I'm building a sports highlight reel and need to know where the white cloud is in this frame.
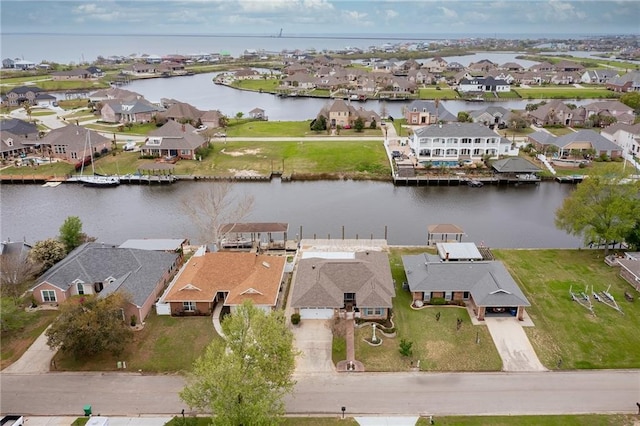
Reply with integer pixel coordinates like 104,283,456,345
439,7,459,20
342,10,373,26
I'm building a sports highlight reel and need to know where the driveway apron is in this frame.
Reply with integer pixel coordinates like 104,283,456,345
292,319,335,374
484,317,547,372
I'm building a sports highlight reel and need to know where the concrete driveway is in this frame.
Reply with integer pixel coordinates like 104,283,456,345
2,326,56,374
291,320,335,374
485,317,547,372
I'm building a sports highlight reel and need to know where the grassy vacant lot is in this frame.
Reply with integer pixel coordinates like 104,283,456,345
53,313,218,373
494,249,640,369
225,120,384,138
415,414,637,426
0,310,58,370
351,248,502,372
231,78,280,92
514,87,615,100
418,87,460,100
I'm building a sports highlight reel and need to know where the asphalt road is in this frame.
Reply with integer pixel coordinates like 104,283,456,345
2,370,638,417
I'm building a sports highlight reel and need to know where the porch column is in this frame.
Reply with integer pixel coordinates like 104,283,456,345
477,306,486,321
517,306,525,321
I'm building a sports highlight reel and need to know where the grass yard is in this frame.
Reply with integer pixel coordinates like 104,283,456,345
418,87,460,100
231,77,280,92
513,87,615,100
493,249,640,369
543,126,576,136
352,248,502,372
0,161,75,177
415,414,637,426
225,120,315,137
53,313,218,373
0,310,58,370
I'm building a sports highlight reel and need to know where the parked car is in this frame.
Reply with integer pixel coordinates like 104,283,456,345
123,141,136,151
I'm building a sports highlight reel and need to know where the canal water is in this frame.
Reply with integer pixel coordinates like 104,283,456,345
0,180,582,249
121,71,596,121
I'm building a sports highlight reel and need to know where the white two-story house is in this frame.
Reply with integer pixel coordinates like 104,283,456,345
410,123,502,165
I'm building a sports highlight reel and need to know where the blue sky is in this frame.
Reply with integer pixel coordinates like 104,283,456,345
2,0,639,36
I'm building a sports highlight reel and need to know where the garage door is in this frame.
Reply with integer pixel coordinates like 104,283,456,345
299,308,334,319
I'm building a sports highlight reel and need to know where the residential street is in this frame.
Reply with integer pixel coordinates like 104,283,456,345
1,370,638,417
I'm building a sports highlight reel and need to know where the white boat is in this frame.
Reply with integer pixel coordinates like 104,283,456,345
78,130,120,187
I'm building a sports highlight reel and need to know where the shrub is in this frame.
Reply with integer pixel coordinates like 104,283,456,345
399,339,413,357
130,315,137,327
291,313,301,325
430,297,446,305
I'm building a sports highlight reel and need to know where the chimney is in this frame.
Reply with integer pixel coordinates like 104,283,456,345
445,252,449,261
181,124,186,132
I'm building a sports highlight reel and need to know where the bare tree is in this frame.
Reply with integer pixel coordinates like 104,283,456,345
182,181,255,247
0,248,41,303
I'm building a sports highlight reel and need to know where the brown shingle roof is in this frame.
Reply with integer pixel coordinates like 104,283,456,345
163,252,285,307
291,251,395,309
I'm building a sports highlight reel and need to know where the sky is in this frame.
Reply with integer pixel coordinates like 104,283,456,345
1,0,639,37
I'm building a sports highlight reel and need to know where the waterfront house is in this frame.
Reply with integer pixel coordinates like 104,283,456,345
527,100,582,127
51,69,92,80
421,57,448,73
318,99,380,129
600,123,640,159
290,251,395,320
402,251,530,321
404,100,456,125
584,100,636,125
163,102,203,122
160,252,286,316
141,120,207,160
249,108,266,120
410,123,502,164
458,76,510,93
30,242,179,323
0,118,40,159
38,125,111,163
100,99,163,123
88,88,144,103
2,86,45,107
528,129,622,159
468,106,513,128
581,70,619,84
200,110,223,129
491,157,542,179
606,71,640,93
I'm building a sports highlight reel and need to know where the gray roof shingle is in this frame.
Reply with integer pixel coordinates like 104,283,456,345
402,254,530,307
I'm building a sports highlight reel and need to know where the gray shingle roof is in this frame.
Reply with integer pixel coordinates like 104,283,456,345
406,101,456,122
402,254,530,307
34,243,178,307
414,122,499,138
554,129,621,151
491,157,541,173
291,251,395,309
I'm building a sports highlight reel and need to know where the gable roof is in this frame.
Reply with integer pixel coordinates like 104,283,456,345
145,120,205,150
491,157,541,173
406,100,457,122
414,122,500,138
38,124,111,152
33,243,178,307
164,102,203,120
291,251,395,309
402,254,530,307
0,118,38,136
553,129,622,151
162,252,285,307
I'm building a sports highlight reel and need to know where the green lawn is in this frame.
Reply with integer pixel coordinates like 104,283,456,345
543,126,576,136
53,313,218,373
416,414,637,426
1,310,58,370
225,120,315,137
0,161,75,177
231,77,280,92
418,87,460,100
493,249,640,369
352,248,503,372
513,87,616,100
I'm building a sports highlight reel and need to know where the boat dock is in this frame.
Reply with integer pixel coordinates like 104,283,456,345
392,174,540,186
555,175,586,183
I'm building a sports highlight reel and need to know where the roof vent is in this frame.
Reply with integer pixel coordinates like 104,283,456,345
312,265,316,269
262,261,270,268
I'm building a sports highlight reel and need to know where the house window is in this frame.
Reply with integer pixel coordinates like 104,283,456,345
344,293,355,302
463,292,470,299
42,290,56,302
183,301,196,312
363,308,383,316
77,282,84,295
71,152,78,159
